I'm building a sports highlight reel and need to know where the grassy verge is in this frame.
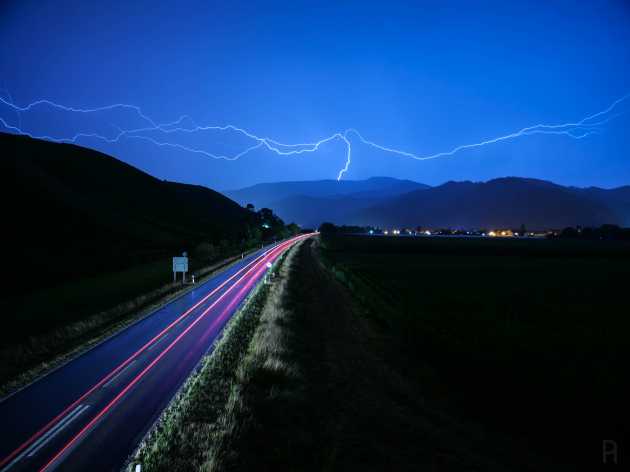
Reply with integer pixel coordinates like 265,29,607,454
128,244,296,471
206,238,542,472
0,248,261,398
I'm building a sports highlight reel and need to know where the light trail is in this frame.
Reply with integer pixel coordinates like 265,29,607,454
0,240,293,471
1,93,627,181
37,234,311,472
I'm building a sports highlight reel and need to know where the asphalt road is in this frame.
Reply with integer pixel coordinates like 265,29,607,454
0,234,311,472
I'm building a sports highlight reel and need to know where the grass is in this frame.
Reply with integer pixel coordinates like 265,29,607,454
206,238,541,472
0,248,260,397
129,246,294,472
124,234,629,470
205,241,307,471
5,258,173,345
320,234,630,470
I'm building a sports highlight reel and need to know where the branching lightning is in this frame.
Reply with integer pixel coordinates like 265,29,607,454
0,93,627,181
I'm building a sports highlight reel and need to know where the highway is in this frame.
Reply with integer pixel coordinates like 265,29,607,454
0,234,311,472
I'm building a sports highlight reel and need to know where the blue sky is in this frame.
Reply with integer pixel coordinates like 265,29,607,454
1,0,629,189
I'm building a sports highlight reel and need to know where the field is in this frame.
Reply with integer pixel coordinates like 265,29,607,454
320,234,630,469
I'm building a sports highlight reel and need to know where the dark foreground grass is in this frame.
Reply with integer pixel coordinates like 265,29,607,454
129,248,292,471
321,234,630,470
3,250,251,348
4,258,172,346
209,239,542,472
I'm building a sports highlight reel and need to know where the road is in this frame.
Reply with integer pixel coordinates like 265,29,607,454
0,234,311,472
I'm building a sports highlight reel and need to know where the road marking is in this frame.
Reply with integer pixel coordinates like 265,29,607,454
147,334,169,351
26,405,90,458
102,361,136,388
0,241,291,471
0,405,90,471
38,235,312,472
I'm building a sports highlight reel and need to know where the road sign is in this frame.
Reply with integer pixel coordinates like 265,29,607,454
172,257,188,273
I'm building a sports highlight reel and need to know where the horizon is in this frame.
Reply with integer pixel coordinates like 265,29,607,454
1,0,629,189
5,129,630,193
224,174,630,192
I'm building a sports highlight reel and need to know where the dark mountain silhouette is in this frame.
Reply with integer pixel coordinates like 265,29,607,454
573,185,630,225
227,176,630,229
224,176,430,226
3,132,259,294
356,177,629,229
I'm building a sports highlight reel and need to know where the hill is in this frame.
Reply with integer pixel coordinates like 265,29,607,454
357,177,629,229
226,176,630,229
3,132,260,297
224,176,430,226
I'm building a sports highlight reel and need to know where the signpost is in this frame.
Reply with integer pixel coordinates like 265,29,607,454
172,253,189,284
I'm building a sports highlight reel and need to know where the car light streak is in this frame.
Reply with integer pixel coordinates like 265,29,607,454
0,240,295,470
37,234,309,471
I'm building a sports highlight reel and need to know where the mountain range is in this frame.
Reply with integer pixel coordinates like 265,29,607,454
226,177,630,229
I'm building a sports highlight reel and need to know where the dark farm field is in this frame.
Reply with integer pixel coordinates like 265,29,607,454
320,234,630,469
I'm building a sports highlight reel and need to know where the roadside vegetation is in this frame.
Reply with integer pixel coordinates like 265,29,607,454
205,238,539,472
130,246,295,471
318,232,630,470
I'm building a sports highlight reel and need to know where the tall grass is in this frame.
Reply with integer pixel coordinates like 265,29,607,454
204,245,301,471
129,246,296,472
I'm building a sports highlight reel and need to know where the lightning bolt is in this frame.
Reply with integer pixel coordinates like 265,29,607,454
0,93,627,181
343,94,629,164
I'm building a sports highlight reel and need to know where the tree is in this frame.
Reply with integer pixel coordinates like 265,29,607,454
259,208,274,222
319,222,337,234
561,227,578,238
287,223,300,235
246,203,255,211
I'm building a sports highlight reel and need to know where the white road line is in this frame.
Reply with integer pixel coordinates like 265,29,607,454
147,333,169,351
26,405,90,458
0,240,304,472
35,236,309,472
102,360,137,388
0,404,90,471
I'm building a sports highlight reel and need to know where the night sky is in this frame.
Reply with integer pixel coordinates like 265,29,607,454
1,0,629,190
